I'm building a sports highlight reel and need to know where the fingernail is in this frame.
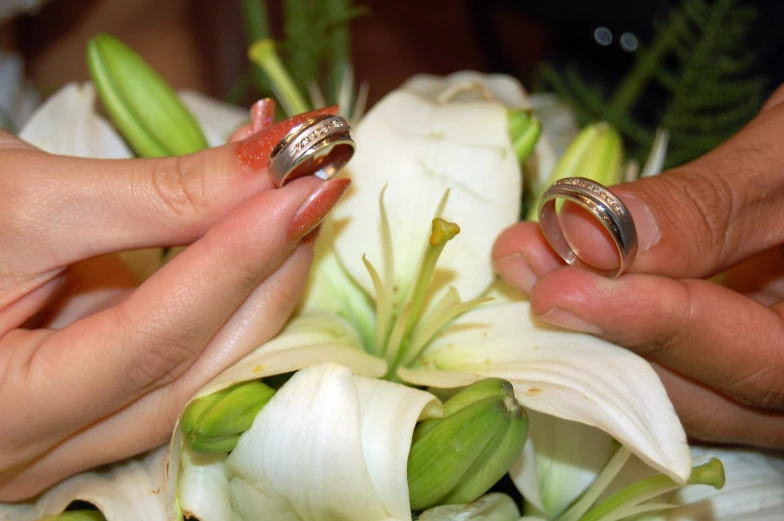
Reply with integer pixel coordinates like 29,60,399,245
623,194,661,253
235,106,338,172
289,178,350,242
251,98,276,133
493,253,538,295
537,307,604,335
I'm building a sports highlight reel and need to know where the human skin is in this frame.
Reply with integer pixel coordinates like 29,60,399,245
0,105,349,501
493,83,784,450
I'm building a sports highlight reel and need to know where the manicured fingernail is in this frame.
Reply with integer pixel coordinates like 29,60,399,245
251,98,276,133
493,253,537,295
537,307,603,335
623,194,661,253
289,178,350,242
235,106,338,172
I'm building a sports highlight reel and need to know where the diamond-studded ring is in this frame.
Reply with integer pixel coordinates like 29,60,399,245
268,114,355,188
537,177,638,278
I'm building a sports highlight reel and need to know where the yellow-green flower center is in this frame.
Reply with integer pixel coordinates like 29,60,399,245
361,191,491,380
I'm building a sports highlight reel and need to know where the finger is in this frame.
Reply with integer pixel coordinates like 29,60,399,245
653,363,784,449
228,123,253,143
6,106,337,273
494,102,784,286
0,241,315,500
762,81,784,111
528,267,784,410
0,176,349,474
227,98,276,143
492,221,563,294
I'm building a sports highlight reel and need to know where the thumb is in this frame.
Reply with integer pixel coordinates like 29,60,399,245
6,107,336,272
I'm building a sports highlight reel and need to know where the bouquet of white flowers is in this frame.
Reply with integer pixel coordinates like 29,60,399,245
1,25,782,521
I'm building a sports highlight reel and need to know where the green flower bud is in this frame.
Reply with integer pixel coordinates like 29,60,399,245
40,511,105,521
86,33,209,157
182,381,276,454
507,109,542,165
526,121,624,221
407,378,528,511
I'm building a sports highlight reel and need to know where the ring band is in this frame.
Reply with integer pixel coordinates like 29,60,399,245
268,114,355,187
538,177,638,278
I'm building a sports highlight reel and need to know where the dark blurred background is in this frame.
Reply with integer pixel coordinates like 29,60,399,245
7,0,783,165
11,0,784,102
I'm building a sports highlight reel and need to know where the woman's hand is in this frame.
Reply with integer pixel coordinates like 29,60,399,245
0,107,350,500
493,85,784,450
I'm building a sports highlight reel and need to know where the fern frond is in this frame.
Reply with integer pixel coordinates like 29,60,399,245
660,0,764,167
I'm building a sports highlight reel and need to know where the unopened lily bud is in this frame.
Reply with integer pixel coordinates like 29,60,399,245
40,511,106,521
182,381,276,454
407,378,528,511
507,109,542,165
86,33,208,157
526,121,623,221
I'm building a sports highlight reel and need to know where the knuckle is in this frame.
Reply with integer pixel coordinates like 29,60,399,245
721,321,784,410
681,405,749,445
757,382,784,410
730,367,784,410
148,155,210,221
265,277,304,316
669,169,737,265
632,280,694,359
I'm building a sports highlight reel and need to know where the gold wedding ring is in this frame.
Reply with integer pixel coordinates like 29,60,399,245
268,114,355,187
538,177,638,278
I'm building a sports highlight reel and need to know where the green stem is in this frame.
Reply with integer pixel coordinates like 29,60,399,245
248,40,310,116
557,446,629,521
241,0,272,96
241,0,271,41
579,458,724,521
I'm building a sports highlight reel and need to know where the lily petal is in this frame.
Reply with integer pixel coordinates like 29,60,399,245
398,301,691,483
417,493,521,521
333,88,521,304
402,72,559,186
166,312,386,516
19,82,132,159
0,447,168,521
178,90,249,147
402,71,531,108
178,450,231,521
225,363,440,521
509,411,618,520
192,311,386,398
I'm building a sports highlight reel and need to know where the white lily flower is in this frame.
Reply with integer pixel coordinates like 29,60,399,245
168,72,690,519
227,363,441,521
